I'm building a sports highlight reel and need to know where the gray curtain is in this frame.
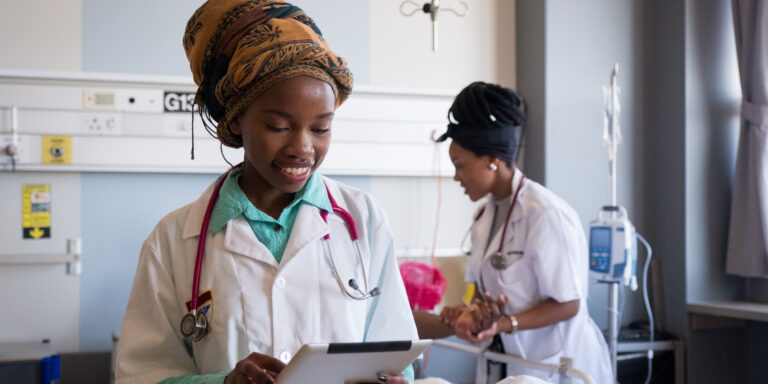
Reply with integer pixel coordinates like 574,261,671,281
726,0,768,277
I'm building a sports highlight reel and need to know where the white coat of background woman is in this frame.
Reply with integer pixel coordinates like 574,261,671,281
436,82,613,384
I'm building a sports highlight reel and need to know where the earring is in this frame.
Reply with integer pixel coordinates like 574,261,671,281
489,163,498,171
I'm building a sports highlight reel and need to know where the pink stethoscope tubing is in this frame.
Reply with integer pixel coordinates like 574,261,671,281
496,174,526,255
469,174,526,278
187,164,374,320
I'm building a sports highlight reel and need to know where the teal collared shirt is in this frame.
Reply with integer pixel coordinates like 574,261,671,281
208,168,332,263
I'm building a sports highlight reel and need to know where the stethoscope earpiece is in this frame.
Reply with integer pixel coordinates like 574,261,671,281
347,279,381,300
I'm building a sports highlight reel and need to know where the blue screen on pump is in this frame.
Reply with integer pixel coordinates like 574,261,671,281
590,226,612,273
591,227,611,249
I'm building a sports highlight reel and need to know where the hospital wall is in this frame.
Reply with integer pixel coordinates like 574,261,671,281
7,0,764,382
518,0,763,382
0,0,513,382
683,0,760,382
517,0,648,333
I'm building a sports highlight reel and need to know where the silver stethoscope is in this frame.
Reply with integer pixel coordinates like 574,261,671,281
460,175,526,273
180,164,381,342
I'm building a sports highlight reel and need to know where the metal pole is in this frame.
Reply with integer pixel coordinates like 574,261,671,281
432,339,595,384
430,0,439,51
610,84,617,207
608,282,619,381
609,64,619,208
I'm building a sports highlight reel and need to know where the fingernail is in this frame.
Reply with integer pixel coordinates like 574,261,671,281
378,374,387,382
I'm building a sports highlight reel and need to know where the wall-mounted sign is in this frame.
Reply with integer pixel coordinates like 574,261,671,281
164,91,196,113
22,184,51,239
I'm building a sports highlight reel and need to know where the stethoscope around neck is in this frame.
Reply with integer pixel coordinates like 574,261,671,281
180,164,380,342
460,174,526,274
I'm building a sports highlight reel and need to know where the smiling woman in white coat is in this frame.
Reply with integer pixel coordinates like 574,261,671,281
435,82,613,383
115,2,417,384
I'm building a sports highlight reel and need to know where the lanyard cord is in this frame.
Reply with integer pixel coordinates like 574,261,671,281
495,174,526,255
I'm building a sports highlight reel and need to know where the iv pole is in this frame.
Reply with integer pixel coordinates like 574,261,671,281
604,63,621,380
399,0,468,52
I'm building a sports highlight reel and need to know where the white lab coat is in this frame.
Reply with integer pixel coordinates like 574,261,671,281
116,176,418,384
465,169,613,384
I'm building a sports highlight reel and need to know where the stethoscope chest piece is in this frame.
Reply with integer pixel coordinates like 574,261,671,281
180,312,209,341
490,252,511,270
487,175,527,272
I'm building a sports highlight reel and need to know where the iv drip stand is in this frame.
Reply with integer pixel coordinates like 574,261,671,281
605,64,621,381
399,0,468,52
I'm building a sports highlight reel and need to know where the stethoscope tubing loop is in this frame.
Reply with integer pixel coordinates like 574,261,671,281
184,166,377,342
191,164,239,312
477,174,526,280
324,235,375,301
495,175,526,256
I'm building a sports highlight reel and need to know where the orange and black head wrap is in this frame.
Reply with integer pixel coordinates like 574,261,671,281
183,0,353,148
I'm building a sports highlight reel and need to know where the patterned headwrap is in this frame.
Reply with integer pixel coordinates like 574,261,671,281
183,0,354,148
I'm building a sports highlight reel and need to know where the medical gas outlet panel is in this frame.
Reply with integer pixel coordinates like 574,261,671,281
0,70,455,176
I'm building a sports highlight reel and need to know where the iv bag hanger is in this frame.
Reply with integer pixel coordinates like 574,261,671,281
399,0,468,52
603,64,621,207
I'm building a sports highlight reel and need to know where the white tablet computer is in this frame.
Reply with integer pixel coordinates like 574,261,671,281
277,339,432,384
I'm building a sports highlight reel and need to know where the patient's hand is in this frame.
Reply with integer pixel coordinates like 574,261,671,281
472,292,508,331
439,304,467,326
453,293,509,343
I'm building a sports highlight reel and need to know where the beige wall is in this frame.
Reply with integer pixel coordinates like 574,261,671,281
370,0,516,89
0,0,82,71
0,0,516,88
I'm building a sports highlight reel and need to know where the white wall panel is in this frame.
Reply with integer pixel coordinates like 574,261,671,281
370,0,515,89
0,172,81,352
0,71,455,176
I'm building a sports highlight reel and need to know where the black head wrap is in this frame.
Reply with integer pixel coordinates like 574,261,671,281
436,82,526,164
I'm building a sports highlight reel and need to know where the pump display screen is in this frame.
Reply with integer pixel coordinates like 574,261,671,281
589,226,612,273
591,227,611,248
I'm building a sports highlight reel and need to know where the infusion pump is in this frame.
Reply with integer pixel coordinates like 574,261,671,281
588,205,638,289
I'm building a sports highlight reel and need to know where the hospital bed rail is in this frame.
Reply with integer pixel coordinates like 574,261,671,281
432,339,594,384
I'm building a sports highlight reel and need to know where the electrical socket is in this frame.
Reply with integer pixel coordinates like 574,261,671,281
82,114,122,135
162,115,202,137
175,120,192,135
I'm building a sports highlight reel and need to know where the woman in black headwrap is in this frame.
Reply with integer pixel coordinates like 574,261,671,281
116,1,417,383
435,82,613,383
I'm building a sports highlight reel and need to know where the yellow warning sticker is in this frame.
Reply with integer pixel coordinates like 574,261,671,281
42,135,72,164
22,184,51,239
